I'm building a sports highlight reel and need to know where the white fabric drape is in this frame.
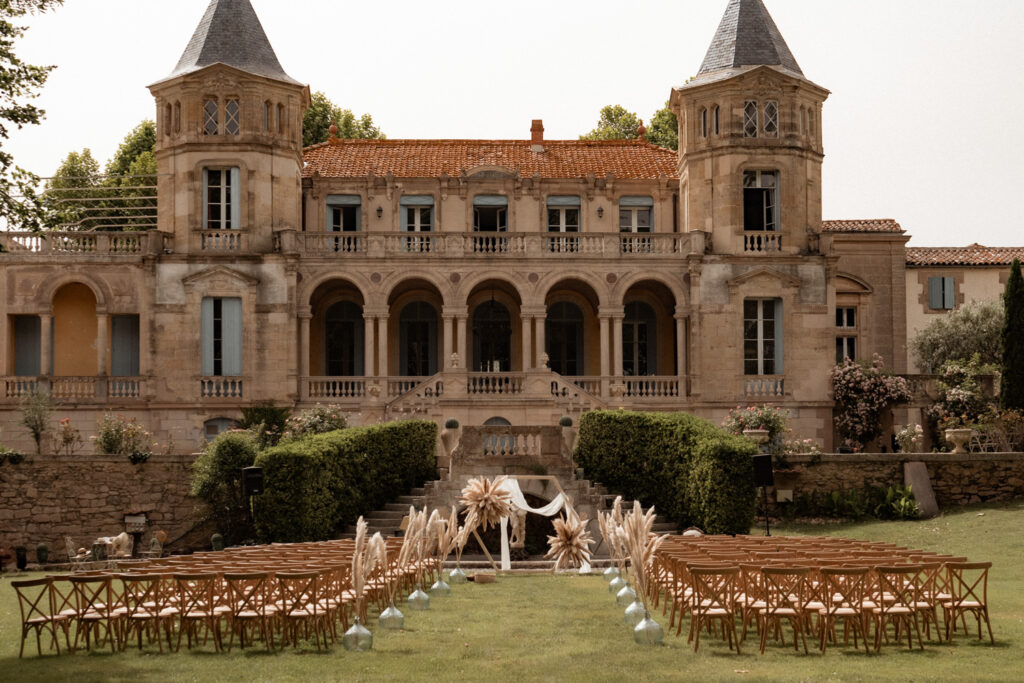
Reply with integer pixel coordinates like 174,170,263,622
495,479,589,573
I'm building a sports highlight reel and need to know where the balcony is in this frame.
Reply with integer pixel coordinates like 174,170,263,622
199,377,244,399
197,230,246,252
744,376,786,398
743,231,783,254
2,376,148,402
286,231,698,259
0,231,158,257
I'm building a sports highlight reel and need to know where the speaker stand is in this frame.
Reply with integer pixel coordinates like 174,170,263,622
762,485,771,537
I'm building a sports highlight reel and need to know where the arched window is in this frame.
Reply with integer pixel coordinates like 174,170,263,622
164,104,172,137
399,301,438,377
264,101,272,132
623,301,657,376
713,105,720,135
173,102,181,133
472,299,511,372
324,301,363,376
699,108,708,138
545,301,584,376
276,103,284,134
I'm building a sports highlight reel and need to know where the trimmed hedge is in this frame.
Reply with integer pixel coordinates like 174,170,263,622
254,420,437,542
574,410,757,534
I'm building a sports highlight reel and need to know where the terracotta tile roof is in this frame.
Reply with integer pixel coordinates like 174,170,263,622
821,219,903,234
302,139,679,180
906,244,1024,267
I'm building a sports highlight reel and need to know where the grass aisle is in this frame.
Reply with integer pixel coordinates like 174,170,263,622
1,501,1020,682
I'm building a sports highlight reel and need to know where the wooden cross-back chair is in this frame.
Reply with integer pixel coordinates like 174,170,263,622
223,572,277,651
118,573,177,652
817,566,871,653
872,565,925,652
688,566,741,654
277,571,331,650
759,566,810,654
68,574,119,653
174,573,223,652
943,561,994,644
12,577,67,658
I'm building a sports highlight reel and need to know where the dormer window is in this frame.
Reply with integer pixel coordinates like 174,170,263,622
225,99,240,136
743,101,758,138
203,99,219,136
763,101,779,138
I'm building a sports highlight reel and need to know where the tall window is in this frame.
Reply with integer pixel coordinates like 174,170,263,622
225,99,240,135
399,302,438,377
546,301,584,376
173,102,181,133
276,103,284,134
12,315,41,376
164,104,172,137
713,105,720,135
203,99,219,136
472,300,511,372
835,306,857,363
744,101,759,138
744,299,781,376
619,197,653,233
547,198,580,233
263,101,272,132
928,277,956,310
743,171,779,231
111,315,140,377
324,301,363,376
623,302,657,376
699,108,708,138
474,196,508,232
763,101,779,137
201,297,242,377
204,168,240,230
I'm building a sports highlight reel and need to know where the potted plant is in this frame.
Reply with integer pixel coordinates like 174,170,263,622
441,418,460,457
36,542,49,565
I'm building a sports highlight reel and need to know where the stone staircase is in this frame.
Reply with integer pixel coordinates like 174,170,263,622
340,487,427,538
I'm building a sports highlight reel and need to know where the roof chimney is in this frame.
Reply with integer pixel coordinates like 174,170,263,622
531,119,544,152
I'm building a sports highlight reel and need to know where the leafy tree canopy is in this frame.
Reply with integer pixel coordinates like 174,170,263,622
910,300,1003,373
0,0,64,231
580,102,678,150
106,120,155,178
302,91,384,148
1001,259,1024,411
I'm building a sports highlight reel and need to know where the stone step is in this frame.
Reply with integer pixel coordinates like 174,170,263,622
383,502,413,512
396,495,425,505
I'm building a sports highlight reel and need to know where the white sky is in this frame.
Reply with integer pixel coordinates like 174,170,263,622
6,0,1024,246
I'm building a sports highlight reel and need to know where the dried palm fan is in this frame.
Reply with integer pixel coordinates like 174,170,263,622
617,500,668,610
351,518,386,618
545,505,595,571
459,475,512,533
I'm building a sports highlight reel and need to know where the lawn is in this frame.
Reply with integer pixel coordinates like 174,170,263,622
1,500,1020,682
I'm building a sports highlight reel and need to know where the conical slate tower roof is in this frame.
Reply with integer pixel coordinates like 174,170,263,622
697,0,803,78
162,0,299,84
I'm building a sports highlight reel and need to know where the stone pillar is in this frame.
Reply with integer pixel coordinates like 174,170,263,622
612,315,624,377
363,314,375,376
599,315,611,396
675,313,686,379
535,316,545,366
39,313,52,376
299,310,311,398
96,313,108,376
377,314,389,378
521,317,532,370
442,315,454,368
456,315,467,369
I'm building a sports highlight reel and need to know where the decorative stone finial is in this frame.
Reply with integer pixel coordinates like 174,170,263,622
637,121,647,139
328,122,339,146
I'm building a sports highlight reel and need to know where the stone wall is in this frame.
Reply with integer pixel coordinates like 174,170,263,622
0,453,200,560
772,453,1024,510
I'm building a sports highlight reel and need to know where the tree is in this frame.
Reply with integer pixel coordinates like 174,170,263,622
0,0,64,232
43,148,101,229
104,120,157,230
580,105,643,141
302,91,384,147
105,120,155,177
646,101,678,150
910,300,1003,373
1001,259,1024,410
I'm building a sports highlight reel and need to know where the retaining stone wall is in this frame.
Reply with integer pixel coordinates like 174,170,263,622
0,454,199,560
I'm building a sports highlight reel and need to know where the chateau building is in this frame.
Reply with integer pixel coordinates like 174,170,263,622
0,0,994,452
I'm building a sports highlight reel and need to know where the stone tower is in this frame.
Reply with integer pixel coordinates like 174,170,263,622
671,0,829,256
148,0,310,254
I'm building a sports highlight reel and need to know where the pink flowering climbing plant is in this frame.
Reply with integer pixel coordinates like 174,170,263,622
830,355,912,450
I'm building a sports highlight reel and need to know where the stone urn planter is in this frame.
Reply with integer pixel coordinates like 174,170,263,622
743,429,770,448
440,419,461,460
944,428,973,455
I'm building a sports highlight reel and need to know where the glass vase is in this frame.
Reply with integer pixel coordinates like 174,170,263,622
449,566,468,584
408,587,431,611
609,575,627,595
616,584,637,607
624,599,646,627
343,617,373,651
602,566,620,583
430,578,451,596
633,611,664,645
379,603,405,630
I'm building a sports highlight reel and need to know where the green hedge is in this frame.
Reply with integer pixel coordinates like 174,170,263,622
254,420,437,542
574,410,757,534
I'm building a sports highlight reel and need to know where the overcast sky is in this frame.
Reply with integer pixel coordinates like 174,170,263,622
6,0,1023,246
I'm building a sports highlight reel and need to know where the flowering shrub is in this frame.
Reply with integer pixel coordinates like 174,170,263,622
781,438,822,456
926,355,995,430
281,404,347,441
722,405,789,441
53,418,83,455
831,355,912,450
94,413,154,464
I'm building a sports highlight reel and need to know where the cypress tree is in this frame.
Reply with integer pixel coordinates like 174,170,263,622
1000,259,1024,410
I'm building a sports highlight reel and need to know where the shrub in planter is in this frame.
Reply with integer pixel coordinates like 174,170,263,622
558,416,574,427
444,418,460,430
211,533,225,551
190,431,258,545
94,413,154,463
254,420,437,542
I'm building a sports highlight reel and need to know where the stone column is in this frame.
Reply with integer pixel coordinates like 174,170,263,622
521,317,532,370
535,315,545,366
299,310,311,399
363,314,375,376
377,314,389,378
599,315,611,396
39,313,52,376
675,313,686,379
612,315,624,377
96,313,108,376
456,315,467,369
442,314,454,368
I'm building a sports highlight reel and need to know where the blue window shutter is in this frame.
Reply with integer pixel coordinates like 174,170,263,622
201,298,214,376
546,195,581,207
201,170,209,230
222,298,243,376
943,277,955,309
473,195,508,207
230,167,241,229
928,277,943,309
327,194,362,206
774,299,784,373
110,315,140,377
620,196,655,207
399,195,435,207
